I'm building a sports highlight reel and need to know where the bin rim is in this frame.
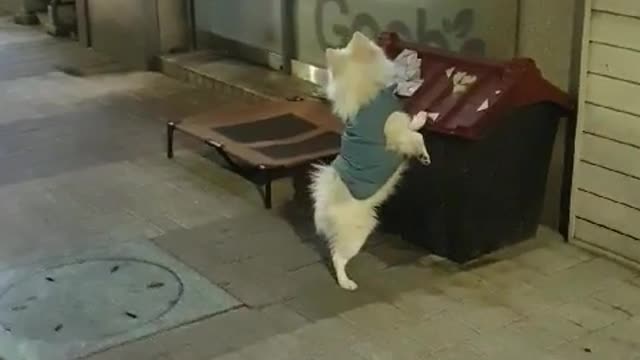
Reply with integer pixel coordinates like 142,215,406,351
378,32,574,140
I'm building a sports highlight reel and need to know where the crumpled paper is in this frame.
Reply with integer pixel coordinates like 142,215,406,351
451,70,477,94
410,111,441,130
409,111,428,130
391,49,423,97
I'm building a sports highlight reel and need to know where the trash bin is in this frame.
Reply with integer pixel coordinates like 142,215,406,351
377,32,573,263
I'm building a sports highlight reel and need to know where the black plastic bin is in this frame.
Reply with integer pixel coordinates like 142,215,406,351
380,104,564,263
376,33,573,263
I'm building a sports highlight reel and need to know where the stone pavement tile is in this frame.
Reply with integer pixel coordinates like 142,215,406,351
219,262,335,307
453,258,618,329
160,239,333,307
390,289,457,321
0,183,127,268
512,311,588,348
43,160,151,192
88,304,310,360
362,236,428,269
36,178,167,244
291,318,385,360
0,144,91,186
82,209,166,241
154,214,323,273
209,353,248,360
551,317,640,360
350,335,430,360
161,147,298,212
513,245,591,275
159,151,295,213
502,285,561,317
1,95,154,138
0,212,71,269
467,258,549,289
499,227,592,275
468,329,565,360
128,182,237,228
339,301,422,335
214,316,383,360
277,199,317,240
47,157,250,231
47,172,149,217
429,343,487,360
0,116,69,157
155,150,249,191
0,125,158,188
297,319,380,360
0,71,197,127
592,279,640,317
291,296,433,359
123,181,246,230
0,37,119,81
135,88,240,123
447,296,524,333
551,298,630,332
493,318,574,351
467,319,584,360
351,264,460,320
428,269,500,302
196,207,311,243
220,334,306,360
526,257,639,304
397,310,479,355
0,18,50,47
231,319,374,360
284,281,382,322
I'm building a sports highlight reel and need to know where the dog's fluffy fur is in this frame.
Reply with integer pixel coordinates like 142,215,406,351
310,32,430,290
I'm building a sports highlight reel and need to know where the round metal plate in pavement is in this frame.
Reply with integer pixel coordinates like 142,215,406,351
0,259,183,342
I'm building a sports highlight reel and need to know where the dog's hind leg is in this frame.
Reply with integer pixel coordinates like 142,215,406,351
330,211,377,290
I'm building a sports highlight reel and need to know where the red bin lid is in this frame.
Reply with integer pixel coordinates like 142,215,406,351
378,32,574,140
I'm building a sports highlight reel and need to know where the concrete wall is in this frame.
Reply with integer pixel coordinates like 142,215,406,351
0,0,21,13
516,0,579,230
0,0,47,14
518,0,577,90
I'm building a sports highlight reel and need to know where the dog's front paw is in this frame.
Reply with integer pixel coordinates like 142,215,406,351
409,111,427,131
338,278,359,291
418,148,431,165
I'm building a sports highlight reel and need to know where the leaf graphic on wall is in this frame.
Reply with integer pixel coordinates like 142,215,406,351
442,9,474,39
460,38,486,56
386,20,413,42
442,18,454,34
418,30,449,50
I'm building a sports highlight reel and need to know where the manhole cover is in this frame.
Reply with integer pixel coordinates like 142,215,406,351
0,259,183,342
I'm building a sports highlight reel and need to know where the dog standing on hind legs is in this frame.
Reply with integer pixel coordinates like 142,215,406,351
310,32,431,290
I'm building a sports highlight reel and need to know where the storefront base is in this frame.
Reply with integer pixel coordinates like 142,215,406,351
74,0,190,70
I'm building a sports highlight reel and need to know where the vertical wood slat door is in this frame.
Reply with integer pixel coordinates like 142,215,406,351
571,0,640,265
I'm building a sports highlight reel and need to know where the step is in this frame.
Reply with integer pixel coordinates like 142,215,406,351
160,50,326,102
35,11,51,33
35,6,76,38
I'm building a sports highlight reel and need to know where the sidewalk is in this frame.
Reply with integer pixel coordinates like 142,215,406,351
0,17,639,360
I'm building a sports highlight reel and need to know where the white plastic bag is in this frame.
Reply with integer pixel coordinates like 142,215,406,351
391,49,423,97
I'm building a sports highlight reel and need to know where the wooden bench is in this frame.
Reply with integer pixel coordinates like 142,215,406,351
167,98,341,208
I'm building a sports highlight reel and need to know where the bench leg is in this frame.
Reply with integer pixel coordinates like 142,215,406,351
263,172,273,209
167,122,175,159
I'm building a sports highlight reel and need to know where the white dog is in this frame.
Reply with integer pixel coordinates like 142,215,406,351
310,32,431,290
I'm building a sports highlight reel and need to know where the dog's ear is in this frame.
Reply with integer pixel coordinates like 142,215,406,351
351,31,370,46
326,48,345,73
348,32,376,60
